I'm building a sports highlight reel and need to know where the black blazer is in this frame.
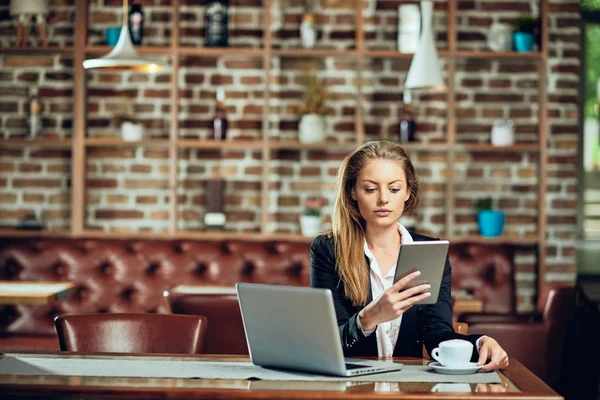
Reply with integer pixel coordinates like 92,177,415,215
310,232,482,359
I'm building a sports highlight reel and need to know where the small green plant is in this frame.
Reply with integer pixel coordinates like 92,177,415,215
474,197,493,212
515,16,538,34
304,197,325,217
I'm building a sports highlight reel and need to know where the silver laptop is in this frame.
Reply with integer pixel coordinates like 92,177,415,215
236,283,404,377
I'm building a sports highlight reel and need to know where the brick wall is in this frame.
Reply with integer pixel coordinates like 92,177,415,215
0,0,580,312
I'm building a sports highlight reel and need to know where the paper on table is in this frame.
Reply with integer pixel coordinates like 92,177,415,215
0,355,501,384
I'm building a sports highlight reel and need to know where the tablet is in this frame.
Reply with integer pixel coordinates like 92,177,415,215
393,240,450,305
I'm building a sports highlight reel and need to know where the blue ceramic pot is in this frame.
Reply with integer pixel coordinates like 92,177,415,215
513,32,535,52
477,210,505,237
105,27,122,46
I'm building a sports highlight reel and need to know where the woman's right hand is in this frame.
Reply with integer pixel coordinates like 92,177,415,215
359,271,430,331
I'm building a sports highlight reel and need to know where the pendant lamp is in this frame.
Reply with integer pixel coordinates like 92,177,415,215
405,0,444,90
82,0,165,72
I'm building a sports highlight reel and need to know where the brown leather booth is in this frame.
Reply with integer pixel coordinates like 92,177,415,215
0,237,515,354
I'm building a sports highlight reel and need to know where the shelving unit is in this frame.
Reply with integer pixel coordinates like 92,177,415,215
0,0,549,275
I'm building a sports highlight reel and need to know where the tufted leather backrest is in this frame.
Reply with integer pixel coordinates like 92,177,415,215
55,313,207,354
0,238,310,336
449,243,515,314
0,238,514,337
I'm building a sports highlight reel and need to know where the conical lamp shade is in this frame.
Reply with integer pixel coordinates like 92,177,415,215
83,1,166,72
405,0,444,90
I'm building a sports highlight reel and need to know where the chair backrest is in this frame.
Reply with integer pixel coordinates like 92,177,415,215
422,322,469,359
453,321,469,335
169,293,248,355
55,313,207,354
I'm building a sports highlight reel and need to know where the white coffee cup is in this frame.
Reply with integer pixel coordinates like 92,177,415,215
431,383,472,393
431,339,473,367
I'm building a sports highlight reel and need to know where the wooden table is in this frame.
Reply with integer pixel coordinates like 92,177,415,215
0,353,563,399
0,281,75,305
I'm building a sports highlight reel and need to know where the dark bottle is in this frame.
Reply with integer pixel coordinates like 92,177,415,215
205,0,229,47
128,0,144,45
213,87,228,140
399,91,416,143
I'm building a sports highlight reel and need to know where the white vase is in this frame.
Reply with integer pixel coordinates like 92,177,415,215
121,121,144,141
300,14,316,49
300,215,321,237
298,114,325,143
490,120,514,146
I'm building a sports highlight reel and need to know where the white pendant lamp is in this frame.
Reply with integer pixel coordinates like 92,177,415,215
405,0,444,91
83,0,165,72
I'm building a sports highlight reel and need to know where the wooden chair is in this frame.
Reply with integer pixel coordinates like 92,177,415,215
422,322,469,359
55,313,207,354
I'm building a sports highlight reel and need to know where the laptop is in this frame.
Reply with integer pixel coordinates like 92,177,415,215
236,283,404,377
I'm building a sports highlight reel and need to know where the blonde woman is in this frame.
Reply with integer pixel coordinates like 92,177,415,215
310,140,508,372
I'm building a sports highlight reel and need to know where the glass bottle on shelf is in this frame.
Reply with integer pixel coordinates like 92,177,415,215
28,85,43,138
398,90,416,143
128,0,144,45
205,0,229,47
213,87,228,140
300,0,316,49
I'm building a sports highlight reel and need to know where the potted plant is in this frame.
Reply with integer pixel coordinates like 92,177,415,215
475,197,505,237
114,114,144,141
513,16,538,52
300,197,325,237
298,70,327,143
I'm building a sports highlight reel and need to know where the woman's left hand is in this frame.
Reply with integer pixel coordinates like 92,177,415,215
476,336,509,372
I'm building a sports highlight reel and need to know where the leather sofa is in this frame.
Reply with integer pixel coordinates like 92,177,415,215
0,237,515,353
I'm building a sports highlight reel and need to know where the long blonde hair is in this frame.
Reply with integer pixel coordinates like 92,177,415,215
331,141,421,306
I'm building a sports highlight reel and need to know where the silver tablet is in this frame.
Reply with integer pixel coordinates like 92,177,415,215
393,240,450,305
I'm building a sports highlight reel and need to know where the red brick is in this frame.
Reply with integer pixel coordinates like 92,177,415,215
96,210,144,219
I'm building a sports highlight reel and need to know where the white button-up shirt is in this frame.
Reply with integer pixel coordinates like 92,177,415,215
359,223,413,358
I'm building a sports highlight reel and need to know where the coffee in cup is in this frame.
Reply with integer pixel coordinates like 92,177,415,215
431,339,473,367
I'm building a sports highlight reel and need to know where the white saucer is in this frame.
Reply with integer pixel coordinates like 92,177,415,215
428,361,481,375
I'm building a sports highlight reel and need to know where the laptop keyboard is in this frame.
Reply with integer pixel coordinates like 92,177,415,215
345,363,370,370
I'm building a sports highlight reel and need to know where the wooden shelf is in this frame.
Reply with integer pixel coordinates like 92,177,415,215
0,138,72,148
178,139,262,149
178,47,264,57
0,46,74,54
272,49,358,58
448,235,540,245
79,47,542,60
86,46,264,58
84,138,169,147
456,143,540,152
453,50,543,60
85,45,172,55
268,140,358,150
77,229,314,243
71,140,541,153
0,229,71,238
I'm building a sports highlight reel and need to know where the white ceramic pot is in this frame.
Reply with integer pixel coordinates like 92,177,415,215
300,215,321,237
490,120,514,146
298,114,325,143
121,122,144,141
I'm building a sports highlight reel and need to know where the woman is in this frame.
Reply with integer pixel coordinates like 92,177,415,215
310,140,508,372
